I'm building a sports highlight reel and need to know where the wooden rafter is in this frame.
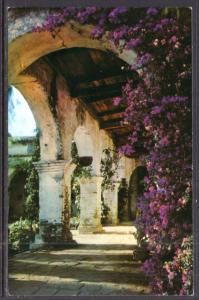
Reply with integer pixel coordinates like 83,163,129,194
73,70,137,85
100,118,124,130
97,107,126,117
83,93,122,104
71,82,124,98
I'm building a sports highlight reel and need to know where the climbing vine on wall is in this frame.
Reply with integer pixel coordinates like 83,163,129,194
100,148,120,223
100,148,120,191
24,135,40,222
34,7,192,295
70,141,92,226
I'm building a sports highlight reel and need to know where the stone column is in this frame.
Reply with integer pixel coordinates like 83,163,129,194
33,160,73,247
64,161,76,228
103,182,120,225
78,176,103,234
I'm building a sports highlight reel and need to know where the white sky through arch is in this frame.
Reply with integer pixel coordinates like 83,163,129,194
8,86,37,137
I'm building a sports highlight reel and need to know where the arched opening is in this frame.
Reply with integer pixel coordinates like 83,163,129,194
118,178,129,223
8,86,38,223
70,127,94,230
8,86,40,254
8,86,37,137
8,169,27,222
128,166,148,220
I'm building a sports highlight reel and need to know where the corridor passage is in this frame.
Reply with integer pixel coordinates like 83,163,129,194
8,226,149,296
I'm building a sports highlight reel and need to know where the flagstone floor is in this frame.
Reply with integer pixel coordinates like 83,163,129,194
8,225,150,296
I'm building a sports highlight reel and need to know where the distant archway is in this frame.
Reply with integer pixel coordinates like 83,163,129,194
128,166,148,220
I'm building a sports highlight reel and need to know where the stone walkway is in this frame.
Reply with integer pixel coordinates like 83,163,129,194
8,226,150,296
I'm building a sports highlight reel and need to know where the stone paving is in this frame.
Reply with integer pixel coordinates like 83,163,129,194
8,225,150,296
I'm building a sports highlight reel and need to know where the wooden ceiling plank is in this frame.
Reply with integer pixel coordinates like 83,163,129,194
97,107,126,117
73,70,134,85
83,91,122,103
73,82,123,98
100,118,124,130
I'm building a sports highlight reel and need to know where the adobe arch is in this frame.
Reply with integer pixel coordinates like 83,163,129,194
8,21,136,85
13,74,61,161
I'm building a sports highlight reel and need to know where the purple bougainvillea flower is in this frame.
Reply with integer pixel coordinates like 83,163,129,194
108,7,128,20
161,18,170,25
119,144,134,156
160,136,169,146
146,7,159,16
125,38,142,49
137,53,152,66
171,35,178,43
33,7,192,295
113,97,122,106
153,23,163,31
151,106,162,115
91,26,104,38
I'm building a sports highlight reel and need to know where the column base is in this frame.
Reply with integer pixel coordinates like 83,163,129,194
30,233,78,249
30,220,77,249
30,233,44,250
105,219,118,226
78,224,104,234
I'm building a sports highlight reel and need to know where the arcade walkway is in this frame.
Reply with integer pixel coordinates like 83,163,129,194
8,226,149,296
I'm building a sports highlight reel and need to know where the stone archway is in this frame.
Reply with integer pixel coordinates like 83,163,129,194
128,166,148,220
8,18,138,245
10,73,66,246
12,75,61,161
8,21,136,85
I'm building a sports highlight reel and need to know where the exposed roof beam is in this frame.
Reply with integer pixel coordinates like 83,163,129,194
74,70,138,85
43,56,74,91
71,82,124,98
100,118,124,130
97,107,126,117
83,92,122,104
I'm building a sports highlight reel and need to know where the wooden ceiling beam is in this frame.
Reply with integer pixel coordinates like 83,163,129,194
83,92,122,104
43,56,74,91
97,107,126,117
100,118,124,130
71,82,124,98
73,70,137,85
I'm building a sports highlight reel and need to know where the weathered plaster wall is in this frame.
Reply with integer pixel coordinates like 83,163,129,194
56,74,116,174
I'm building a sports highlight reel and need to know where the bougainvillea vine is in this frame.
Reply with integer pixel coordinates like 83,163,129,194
33,7,192,295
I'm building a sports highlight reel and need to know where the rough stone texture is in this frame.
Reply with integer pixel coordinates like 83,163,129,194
79,176,103,234
8,9,50,43
103,182,120,225
8,226,150,296
33,160,72,244
34,160,66,223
